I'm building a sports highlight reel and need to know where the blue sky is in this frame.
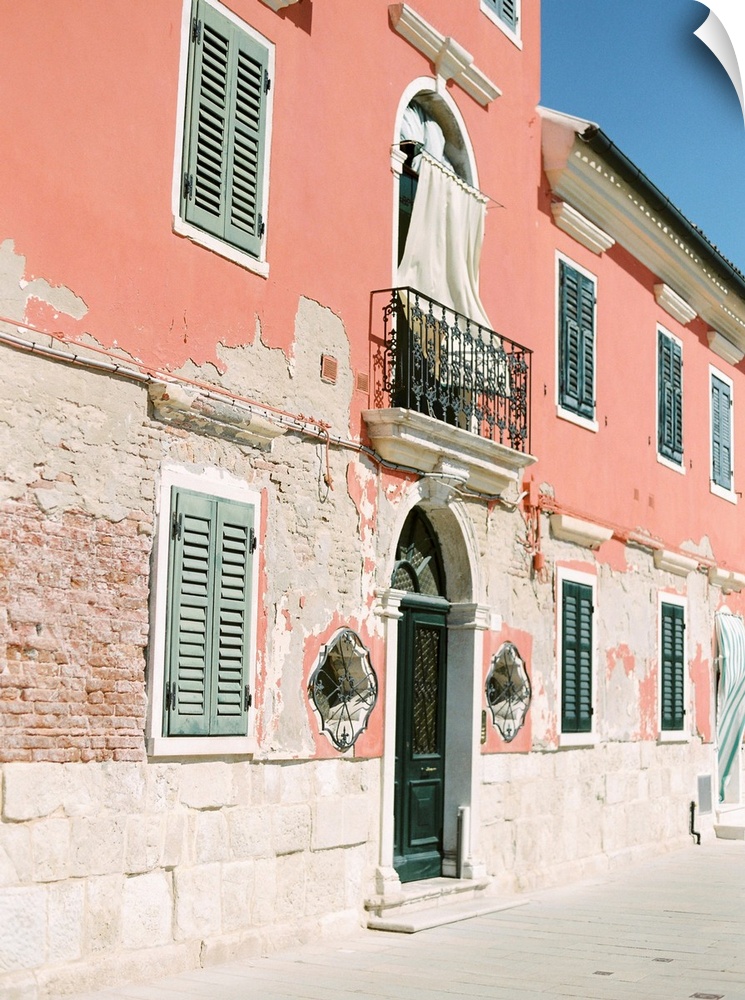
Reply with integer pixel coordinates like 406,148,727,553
540,1,745,272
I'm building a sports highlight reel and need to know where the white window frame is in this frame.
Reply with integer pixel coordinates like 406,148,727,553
146,462,261,757
556,566,598,748
657,592,688,742
480,0,522,48
555,252,599,433
656,325,685,475
709,364,736,504
171,0,275,277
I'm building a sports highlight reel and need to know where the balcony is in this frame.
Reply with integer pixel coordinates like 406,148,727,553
364,287,535,494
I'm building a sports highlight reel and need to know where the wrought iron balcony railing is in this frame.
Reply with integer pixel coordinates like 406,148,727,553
371,287,532,453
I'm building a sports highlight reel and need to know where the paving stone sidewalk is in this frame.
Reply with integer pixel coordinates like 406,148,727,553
68,841,745,1000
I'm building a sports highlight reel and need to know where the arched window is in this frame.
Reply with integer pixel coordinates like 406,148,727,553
391,507,446,598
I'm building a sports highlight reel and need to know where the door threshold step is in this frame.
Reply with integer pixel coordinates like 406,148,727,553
367,895,527,934
714,823,745,840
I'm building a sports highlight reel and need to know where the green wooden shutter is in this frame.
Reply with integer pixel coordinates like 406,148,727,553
559,262,595,420
561,580,593,733
182,0,269,257
658,332,683,464
165,488,255,737
209,499,255,735
660,603,685,731
712,374,732,490
165,489,214,736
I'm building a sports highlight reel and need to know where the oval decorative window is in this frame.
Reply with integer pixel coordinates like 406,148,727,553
309,629,378,751
485,642,531,742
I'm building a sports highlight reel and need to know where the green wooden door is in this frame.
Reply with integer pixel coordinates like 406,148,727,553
394,599,448,882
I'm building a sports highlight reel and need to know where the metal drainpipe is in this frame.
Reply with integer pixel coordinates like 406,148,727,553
456,805,471,878
689,800,701,845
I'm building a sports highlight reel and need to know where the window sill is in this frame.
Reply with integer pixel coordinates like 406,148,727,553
711,481,738,504
657,731,688,744
147,736,256,759
480,2,522,48
173,217,269,278
556,405,598,433
558,732,597,749
363,407,536,495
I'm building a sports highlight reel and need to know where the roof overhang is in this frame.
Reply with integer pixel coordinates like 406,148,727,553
540,107,745,356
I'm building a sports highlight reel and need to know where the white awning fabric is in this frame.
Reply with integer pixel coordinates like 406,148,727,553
715,610,745,801
396,153,491,331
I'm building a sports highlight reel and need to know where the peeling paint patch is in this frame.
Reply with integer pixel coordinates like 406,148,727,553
638,665,658,740
596,537,627,572
690,645,713,743
606,644,635,681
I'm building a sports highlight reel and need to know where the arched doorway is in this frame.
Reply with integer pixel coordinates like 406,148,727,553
392,507,449,882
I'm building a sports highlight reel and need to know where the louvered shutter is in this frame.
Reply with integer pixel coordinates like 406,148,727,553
559,262,595,420
182,0,268,257
561,581,593,733
661,603,685,731
712,375,732,490
208,499,254,735
165,490,214,736
658,332,683,464
165,488,254,737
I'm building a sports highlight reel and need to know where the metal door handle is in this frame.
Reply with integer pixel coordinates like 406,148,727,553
423,766,437,773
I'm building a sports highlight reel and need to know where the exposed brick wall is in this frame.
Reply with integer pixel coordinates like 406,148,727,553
0,499,151,762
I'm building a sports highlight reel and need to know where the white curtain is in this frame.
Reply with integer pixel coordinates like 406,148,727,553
715,611,745,801
399,103,456,175
396,153,492,331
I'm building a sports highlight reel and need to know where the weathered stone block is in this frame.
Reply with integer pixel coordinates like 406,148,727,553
48,880,84,963
228,806,272,859
342,794,371,846
0,824,33,886
274,852,306,920
120,871,172,950
0,885,47,972
30,817,71,882
220,860,255,932
195,810,229,864
161,812,188,868
70,816,126,876
179,762,235,810
173,864,222,941
124,814,164,875
84,875,124,953
279,761,312,803
250,857,277,925
273,804,311,856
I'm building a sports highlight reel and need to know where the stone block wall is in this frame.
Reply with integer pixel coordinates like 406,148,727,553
0,758,380,998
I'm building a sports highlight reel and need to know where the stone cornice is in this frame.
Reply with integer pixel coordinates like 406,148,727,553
260,0,300,10
549,513,613,550
707,328,745,366
654,283,697,326
551,201,614,255
541,109,745,352
388,4,501,106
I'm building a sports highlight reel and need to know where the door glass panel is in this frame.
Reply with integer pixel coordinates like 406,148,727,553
412,625,440,755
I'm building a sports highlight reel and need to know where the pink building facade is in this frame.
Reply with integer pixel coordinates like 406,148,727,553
2,0,745,994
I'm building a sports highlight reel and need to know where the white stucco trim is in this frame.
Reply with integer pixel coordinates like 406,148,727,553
145,462,262,757
171,0,274,277
541,108,745,352
388,5,501,106
479,0,522,49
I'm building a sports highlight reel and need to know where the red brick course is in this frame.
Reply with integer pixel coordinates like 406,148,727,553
0,499,151,762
